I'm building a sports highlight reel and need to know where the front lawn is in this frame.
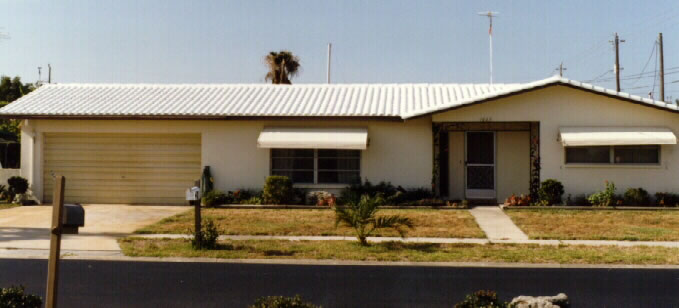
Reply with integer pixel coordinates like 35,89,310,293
135,208,485,238
507,209,679,241
119,238,679,265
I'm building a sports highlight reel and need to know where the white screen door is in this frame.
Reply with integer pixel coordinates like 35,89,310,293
465,131,496,199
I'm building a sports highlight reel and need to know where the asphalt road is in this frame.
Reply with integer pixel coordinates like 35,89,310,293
1,259,678,307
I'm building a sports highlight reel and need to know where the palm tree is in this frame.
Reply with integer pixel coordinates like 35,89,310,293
334,195,414,246
264,51,301,84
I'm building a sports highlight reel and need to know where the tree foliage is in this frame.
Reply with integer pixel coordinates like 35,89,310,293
334,195,414,246
0,76,35,142
264,51,301,84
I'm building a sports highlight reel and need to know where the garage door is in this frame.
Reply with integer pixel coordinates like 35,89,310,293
43,133,201,204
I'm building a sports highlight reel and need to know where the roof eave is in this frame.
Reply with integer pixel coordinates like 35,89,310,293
0,114,405,122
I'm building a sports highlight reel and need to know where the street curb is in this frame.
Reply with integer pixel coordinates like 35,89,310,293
4,254,679,269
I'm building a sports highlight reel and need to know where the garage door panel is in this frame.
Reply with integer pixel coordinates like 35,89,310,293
45,134,201,145
44,152,200,162
43,160,201,169
43,133,201,204
45,143,201,153
56,189,186,199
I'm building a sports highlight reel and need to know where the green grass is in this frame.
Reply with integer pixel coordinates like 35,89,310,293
135,208,485,238
507,209,679,241
0,203,18,210
119,238,679,265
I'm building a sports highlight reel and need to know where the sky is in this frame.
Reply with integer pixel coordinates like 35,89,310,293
1,0,679,99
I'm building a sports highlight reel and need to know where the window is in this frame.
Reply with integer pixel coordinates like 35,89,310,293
613,146,660,164
565,146,610,164
271,149,360,184
565,145,660,164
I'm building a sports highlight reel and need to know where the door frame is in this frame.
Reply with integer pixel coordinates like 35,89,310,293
464,131,497,200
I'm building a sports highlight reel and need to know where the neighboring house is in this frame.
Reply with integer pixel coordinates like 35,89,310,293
0,76,677,205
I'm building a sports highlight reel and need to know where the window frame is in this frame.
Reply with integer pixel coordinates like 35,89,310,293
564,145,661,165
270,149,361,185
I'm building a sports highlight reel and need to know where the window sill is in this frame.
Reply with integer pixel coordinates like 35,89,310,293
293,184,350,189
564,164,663,169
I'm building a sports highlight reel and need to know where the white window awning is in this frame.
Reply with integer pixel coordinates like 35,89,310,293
257,127,369,150
559,127,677,146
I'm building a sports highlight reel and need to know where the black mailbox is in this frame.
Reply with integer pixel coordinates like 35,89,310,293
62,204,85,234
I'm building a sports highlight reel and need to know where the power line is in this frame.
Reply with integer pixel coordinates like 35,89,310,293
627,41,656,86
584,69,613,83
591,67,679,83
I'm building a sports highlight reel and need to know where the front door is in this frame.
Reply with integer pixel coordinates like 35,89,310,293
465,131,496,199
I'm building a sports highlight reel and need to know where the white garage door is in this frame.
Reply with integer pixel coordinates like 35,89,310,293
43,133,201,204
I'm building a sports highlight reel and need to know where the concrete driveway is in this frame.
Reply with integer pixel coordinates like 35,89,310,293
0,205,188,251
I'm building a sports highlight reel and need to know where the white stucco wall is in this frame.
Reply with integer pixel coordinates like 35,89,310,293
496,131,530,200
433,85,679,197
22,118,433,202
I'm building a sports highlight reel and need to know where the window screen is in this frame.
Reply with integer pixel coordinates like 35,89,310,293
271,149,361,184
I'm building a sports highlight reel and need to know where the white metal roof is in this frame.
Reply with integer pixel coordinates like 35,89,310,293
0,76,676,119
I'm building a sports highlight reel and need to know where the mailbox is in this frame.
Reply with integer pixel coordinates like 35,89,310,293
62,204,85,234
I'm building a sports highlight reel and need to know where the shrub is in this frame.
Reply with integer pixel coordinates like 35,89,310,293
566,194,592,206
191,218,219,250
538,179,564,206
340,180,434,206
242,196,263,205
386,188,434,205
623,188,651,206
588,181,616,207
396,198,446,206
202,190,228,207
261,176,294,205
307,191,336,206
339,180,397,204
249,295,319,308
7,176,28,201
334,195,414,246
655,192,679,207
504,194,532,206
0,285,42,308
454,290,508,308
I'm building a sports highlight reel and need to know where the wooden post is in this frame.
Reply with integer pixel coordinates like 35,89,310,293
46,176,65,308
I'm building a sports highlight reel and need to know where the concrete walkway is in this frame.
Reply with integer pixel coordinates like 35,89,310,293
469,206,529,240
134,234,679,248
0,205,187,251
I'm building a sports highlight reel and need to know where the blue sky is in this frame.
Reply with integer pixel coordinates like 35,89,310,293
1,0,678,98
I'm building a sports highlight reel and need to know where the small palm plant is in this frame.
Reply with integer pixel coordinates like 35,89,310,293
334,195,414,246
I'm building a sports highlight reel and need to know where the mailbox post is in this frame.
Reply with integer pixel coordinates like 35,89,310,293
45,176,85,308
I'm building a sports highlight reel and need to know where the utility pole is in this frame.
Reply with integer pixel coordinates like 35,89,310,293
478,11,498,84
555,62,567,77
611,33,625,92
327,43,332,84
48,63,52,84
658,33,664,101
38,67,42,83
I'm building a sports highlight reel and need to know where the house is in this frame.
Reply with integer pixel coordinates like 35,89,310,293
0,76,677,205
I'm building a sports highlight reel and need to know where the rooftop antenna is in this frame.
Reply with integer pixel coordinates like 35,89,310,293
478,11,498,84
327,43,332,84
38,67,42,83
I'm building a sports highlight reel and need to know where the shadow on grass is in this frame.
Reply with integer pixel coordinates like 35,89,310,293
378,241,441,253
